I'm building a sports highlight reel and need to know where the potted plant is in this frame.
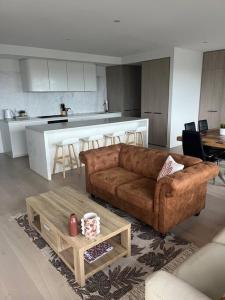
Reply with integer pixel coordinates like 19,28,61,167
220,123,225,135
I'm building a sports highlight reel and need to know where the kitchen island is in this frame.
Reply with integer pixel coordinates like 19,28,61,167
26,117,149,180
0,112,121,157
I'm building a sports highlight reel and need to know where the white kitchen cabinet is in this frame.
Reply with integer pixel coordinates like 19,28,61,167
20,59,50,91
1,120,48,158
20,59,97,92
67,61,85,91
48,60,68,91
84,63,97,91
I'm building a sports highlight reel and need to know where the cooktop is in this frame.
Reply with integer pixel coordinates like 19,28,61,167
38,115,65,119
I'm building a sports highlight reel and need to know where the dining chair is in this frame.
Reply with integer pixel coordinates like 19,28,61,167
182,130,225,184
198,119,208,132
184,122,196,131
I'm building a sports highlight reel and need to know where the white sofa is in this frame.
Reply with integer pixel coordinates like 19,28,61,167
145,228,225,300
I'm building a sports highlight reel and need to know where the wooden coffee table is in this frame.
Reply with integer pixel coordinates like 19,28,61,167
26,186,131,287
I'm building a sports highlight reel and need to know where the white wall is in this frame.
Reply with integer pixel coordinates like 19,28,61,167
0,58,107,119
169,48,203,148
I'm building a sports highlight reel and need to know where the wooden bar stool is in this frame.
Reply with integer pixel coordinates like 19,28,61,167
53,137,80,178
80,134,103,151
126,126,147,146
104,131,125,145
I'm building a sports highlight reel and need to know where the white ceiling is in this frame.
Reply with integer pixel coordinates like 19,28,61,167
1,0,225,57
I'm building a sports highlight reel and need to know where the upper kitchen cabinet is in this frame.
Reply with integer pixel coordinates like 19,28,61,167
20,58,97,92
106,65,141,117
84,63,97,91
67,61,84,91
48,60,67,91
20,59,50,92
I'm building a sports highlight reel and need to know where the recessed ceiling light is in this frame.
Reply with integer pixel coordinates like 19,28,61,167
113,19,120,23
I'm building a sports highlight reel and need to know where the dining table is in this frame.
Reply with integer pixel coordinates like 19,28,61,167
177,129,225,184
177,129,225,149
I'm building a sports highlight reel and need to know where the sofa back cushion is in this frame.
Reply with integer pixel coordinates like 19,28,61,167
119,144,202,180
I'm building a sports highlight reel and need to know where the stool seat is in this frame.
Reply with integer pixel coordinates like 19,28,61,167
136,126,147,132
105,131,125,138
127,126,146,133
126,127,146,146
57,137,79,146
53,138,80,178
80,134,103,151
80,134,103,142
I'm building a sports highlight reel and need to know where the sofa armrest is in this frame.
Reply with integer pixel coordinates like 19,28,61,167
159,162,219,196
79,144,122,193
145,271,211,300
153,162,219,233
212,228,225,246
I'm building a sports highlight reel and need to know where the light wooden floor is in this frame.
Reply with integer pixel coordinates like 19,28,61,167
0,152,225,299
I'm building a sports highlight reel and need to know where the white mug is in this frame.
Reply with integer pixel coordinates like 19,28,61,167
81,212,100,239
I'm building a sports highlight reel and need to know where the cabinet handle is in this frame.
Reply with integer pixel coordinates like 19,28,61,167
124,109,140,111
154,112,163,114
207,110,218,112
43,224,50,231
144,111,152,114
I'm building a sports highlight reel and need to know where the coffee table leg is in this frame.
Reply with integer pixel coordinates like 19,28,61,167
74,248,85,287
26,203,33,227
121,225,131,257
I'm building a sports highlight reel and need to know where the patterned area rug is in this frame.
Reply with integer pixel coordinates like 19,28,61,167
15,198,196,300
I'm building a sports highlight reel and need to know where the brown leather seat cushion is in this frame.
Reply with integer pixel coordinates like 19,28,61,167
90,167,142,196
116,177,156,210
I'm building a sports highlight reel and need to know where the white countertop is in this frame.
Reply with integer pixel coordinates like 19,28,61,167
2,112,121,124
26,117,142,133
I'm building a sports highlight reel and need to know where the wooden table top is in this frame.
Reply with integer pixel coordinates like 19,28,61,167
177,129,225,149
26,186,130,251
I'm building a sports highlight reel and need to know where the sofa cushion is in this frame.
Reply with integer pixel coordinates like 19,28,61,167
90,167,142,196
119,144,202,180
174,243,225,300
116,177,155,210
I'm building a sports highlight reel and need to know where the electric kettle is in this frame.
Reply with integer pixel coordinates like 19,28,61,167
3,109,13,119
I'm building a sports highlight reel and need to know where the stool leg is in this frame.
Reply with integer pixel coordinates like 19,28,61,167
140,132,144,146
125,133,128,144
81,141,85,151
118,136,121,143
134,132,137,145
62,146,66,179
96,140,100,148
68,144,73,170
53,145,59,174
72,144,80,174
92,140,95,149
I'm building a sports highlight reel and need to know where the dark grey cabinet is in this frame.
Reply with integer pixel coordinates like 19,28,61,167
106,65,141,117
141,58,170,146
199,50,225,128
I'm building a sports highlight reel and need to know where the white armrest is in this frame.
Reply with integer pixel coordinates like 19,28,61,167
145,271,211,300
212,228,225,246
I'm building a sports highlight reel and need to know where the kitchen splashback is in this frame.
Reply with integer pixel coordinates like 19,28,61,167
0,59,106,119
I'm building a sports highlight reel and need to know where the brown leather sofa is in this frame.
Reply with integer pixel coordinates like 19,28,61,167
80,144,219,233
